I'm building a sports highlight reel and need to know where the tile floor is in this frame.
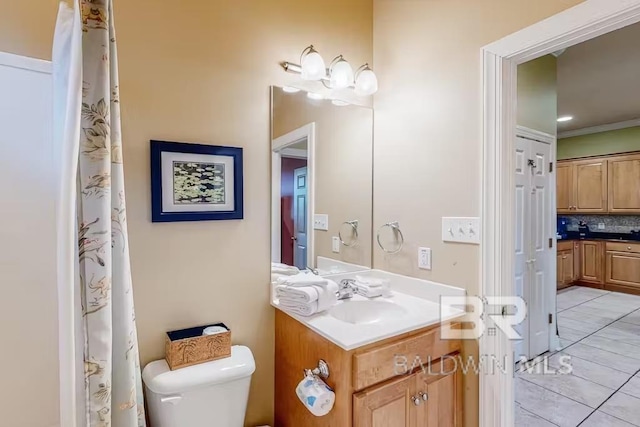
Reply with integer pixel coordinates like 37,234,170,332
516,286,640,427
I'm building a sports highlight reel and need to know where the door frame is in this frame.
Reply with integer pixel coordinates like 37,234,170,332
271,122,316,268
480,1,640,426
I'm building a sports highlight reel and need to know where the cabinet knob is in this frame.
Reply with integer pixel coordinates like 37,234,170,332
419,391,429,401
411,396,422,406
628,246,632,250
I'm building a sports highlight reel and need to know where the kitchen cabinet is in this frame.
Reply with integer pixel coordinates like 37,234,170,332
580,241,605,285
606,242,640,294
557,249,574,288
557,152,640,214
275,310,463,427
556,159,607,213
608,154,640,213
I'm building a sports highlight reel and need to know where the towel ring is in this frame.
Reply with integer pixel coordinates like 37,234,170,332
377,221,404,254
338,220,359,247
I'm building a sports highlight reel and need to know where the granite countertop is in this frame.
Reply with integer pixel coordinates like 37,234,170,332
558,231,640,242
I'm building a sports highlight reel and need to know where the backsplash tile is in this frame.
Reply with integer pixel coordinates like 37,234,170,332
562,215,640,233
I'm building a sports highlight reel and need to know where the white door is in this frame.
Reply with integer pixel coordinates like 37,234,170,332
293,166,308,269
514,132,552,360
0,53,59,426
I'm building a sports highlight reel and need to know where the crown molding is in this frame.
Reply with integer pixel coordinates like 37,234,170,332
558,118,640,139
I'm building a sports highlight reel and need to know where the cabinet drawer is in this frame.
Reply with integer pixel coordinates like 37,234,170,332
606,251,640,288
557,240,574,251
352,325,461,391
606,242,640,253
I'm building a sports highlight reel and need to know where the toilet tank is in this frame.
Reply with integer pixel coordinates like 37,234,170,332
143,345,255,427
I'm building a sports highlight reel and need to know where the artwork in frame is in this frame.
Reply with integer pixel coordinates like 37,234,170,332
150,140,244,222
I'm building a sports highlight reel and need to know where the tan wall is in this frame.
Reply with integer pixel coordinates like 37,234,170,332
558,126,640,159
373,1,584,425
0,0,373,425
518,55,558,135
272,88,374,268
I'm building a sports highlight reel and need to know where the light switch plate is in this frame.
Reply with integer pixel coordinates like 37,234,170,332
314,214,329,231
442,217,480,244
418,247,432,270
332,236,341,253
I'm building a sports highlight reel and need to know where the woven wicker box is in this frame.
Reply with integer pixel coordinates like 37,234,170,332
165,323,231,370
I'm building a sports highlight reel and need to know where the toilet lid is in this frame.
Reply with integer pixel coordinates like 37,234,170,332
142,345,255,394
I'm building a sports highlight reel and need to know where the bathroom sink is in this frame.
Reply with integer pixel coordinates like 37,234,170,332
329,300,408,325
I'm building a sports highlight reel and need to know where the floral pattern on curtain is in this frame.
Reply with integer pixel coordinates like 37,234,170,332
78,0,145,425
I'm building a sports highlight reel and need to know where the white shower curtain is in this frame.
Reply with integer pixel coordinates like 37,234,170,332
54,1,146,426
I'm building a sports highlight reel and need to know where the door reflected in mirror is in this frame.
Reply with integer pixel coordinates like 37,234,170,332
271,87,373,273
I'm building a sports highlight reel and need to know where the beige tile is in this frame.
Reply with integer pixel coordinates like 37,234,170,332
581,300,639,315
547,353,631,390
558,317,604,334
581,335,640,360
559,310,617,327
515,404,558,427
601,392,640,426
620,310,640,326
594,294,640,310
563,343,640,375
620,377,640,400
595,324,640,348
565,304,628,321
515,378,592,427
581,411,638,427
558,326,590,343
518,371,614,408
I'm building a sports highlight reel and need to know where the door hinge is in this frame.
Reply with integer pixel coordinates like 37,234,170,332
549,313,553,324
549,162,554,173
549,238,553,248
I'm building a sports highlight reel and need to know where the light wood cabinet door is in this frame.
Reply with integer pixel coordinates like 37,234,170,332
354,374,416,427
580,241,605,284
559,249,574,285
556,162,574,213
415,357,462,427
606,251,640,288
608,154,640,213
573,241,581,282
574,159,608,213
557,252,564,287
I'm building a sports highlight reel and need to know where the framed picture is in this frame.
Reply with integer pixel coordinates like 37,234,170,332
150,140,243,222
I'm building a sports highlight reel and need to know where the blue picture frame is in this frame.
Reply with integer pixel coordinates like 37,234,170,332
150,140,244,222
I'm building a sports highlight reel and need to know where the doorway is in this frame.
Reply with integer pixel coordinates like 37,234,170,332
271,123,315,268
481,2,640,426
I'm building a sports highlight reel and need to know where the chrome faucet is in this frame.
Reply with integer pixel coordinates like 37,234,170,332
306,266,319,275
337,279,356,300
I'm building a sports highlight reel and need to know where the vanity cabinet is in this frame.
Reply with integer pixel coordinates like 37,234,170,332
274,310,463,427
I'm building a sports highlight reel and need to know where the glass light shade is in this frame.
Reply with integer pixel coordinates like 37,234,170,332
331,99,350,106
355,68,379,96
330,59,354,89
307,92,325,100
301,51,326,81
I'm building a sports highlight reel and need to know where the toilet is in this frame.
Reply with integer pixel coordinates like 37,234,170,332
142,345,256,427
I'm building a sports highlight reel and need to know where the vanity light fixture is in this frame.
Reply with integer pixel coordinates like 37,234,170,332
282,86,301,93
300,45,326,81
331,99,350,107
307,92,325,100
557,116,573,122
329,55,354,90
354,63,379,96
282,46,378,96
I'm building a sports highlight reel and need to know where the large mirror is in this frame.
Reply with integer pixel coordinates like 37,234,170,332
271,87,373,273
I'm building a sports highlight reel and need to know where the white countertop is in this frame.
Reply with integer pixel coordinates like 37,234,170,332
271,269,466,351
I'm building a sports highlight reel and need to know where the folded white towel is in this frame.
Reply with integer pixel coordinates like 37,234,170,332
277,272,329,287
354,282,383,298
275,284,320,303
355,275,388,287
271,262,300,276
278,281,338,317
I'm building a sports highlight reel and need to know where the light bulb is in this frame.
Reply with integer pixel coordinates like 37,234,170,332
329,57,354,89
301,46,326,81
355,65,378,96
331,99,349,106
282,86,301,93
307,92,324,100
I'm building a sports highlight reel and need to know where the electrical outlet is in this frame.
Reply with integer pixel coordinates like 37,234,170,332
418,247,432,270
313,214,329,231
332,236,341,253
598,223,605,230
